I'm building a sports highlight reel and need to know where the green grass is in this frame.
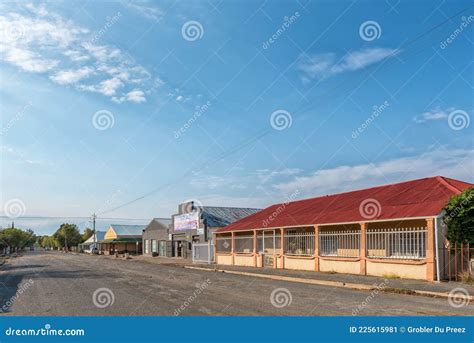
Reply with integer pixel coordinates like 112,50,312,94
382,273,400,279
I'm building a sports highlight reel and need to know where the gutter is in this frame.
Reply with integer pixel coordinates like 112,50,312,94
435,214,442,282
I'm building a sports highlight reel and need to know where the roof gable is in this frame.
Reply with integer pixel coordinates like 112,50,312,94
109,224,147,236
83,231,106,243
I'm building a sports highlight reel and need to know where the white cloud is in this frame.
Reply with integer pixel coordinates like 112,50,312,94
273,148,474,195
255,168,302,183
2,47,59,72
413,107,452,123
297,48,398,81
176,95,184,102
121,0,163,21
125,90,146,103
50,66,94,85
112,89,147,103
0,3,156,103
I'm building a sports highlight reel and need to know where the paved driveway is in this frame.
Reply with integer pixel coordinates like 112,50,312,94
0,251,472,316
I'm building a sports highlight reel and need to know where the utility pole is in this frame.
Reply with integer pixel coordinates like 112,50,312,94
92,213,97,253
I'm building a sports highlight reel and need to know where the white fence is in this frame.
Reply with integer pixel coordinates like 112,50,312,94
214,226,428,260
284,231,314,256
319,229,360,257
192,242,214,264
367,227,426,259
234,235,254,253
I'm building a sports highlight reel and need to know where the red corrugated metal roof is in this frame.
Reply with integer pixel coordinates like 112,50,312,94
216,176,473,233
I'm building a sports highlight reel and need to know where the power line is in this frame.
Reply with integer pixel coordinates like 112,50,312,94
97,129,272,215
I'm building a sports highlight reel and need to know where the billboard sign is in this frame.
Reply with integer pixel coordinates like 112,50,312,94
174,211,200,232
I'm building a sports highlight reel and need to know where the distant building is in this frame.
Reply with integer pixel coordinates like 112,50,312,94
79,231,106,253
99,224,146,255
142,218,172,257
171,201,260,258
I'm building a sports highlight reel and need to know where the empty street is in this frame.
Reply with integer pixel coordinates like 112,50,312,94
0,251,472,316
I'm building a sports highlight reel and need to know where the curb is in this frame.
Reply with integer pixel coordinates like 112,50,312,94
184,266,474,302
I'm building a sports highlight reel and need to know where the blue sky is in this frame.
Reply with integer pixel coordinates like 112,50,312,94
1,0,473,235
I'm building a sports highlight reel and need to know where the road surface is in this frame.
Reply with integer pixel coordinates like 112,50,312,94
0,251,472,316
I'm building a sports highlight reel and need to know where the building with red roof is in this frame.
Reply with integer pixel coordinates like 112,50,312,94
213,176,472,281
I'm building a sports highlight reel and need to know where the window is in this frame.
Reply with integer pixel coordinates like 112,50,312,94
151,240,158,253
144,239,150,254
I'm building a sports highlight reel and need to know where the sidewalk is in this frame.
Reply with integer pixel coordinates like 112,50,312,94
186,263,474,298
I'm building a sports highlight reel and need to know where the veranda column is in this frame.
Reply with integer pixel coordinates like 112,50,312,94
360,223,367,275
280,228,285,269
253,230,257,267
314,225,319,272
426,218,435,281
231,232,235,265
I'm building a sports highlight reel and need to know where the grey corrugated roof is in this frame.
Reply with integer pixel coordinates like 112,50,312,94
202,206,261,228
153,218,172,226
109,224,147,236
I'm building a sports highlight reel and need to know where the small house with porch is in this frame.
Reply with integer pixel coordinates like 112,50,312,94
99,224,146,255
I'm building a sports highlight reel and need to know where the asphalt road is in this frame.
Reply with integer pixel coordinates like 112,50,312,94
0,251,472,316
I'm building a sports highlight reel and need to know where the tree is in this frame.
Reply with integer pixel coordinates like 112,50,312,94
40,236,58,249
0,227,36,253
53,223,82,249
82,227,94,242
443,188,474,244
